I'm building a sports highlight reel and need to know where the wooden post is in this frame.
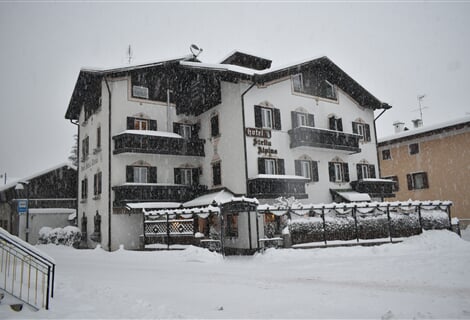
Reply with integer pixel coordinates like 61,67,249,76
417,203,423,233
255,212,260,251
321,206,327,245
386,204,393,243
166,213,170,250
353,205,359,243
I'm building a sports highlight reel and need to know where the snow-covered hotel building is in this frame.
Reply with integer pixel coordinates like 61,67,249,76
65,50,393,251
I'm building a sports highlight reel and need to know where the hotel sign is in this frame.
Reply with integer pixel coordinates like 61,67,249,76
245,127,271,139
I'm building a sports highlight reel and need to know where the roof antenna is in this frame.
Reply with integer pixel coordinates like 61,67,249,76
127,45,133,64
190,44,203,58
411,94,429,127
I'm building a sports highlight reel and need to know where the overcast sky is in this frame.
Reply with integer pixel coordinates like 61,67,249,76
1,1,469,182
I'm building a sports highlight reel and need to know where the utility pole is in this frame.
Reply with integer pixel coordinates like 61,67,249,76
127,45,133,65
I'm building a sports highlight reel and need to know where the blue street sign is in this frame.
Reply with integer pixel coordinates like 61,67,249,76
18,199,28,215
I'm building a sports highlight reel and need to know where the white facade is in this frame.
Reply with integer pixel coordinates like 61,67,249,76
70,53,390,251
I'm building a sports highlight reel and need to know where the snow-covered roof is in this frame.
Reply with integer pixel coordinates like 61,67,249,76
378,115,470,144
113,130,183,139
336,191,371,202
28,208,77,214
250,174,309,181
218,49,272,64
0,162,76,193
126,202,181,210
180,60,257,76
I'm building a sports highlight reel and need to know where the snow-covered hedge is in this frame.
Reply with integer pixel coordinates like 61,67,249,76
289,209,450,245
38,226,81,247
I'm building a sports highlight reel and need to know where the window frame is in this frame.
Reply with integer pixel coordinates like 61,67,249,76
180,124,192,139
382,149,391,160
133,166,148,184
134,118,149,131
225,213,239,238
409,143,420,155
407,172,429,190
212,162,222,186
210,114,220,137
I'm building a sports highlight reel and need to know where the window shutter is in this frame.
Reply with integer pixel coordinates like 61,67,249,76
291,111,298,129
308,114,315,127
343,163,350,182
311,161,319,182
149,167,157,183
127,117,135,130
369,164,376,178
191,123,200,139
365,124,371,142
407,174,413,190
328,162,335,182
98,172,102,194
126,166,133,183
273,108,282,130
258,158,266,174
93,174,97,195
149,120,157,131
337,119,343,132
211,115,219,137
329,117,335,130
357,164,363,180
174,168,182,184
277,159,285,175
254,106,262,128
192,168,200,186
352,122,358,134
294,160,301,176
173,123,181,134
422,172,429,188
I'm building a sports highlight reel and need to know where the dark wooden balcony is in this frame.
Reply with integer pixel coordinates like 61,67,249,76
113,184,208,207
288,126,361,153
113,131,205,157
350,179,396,198
248,175,308,199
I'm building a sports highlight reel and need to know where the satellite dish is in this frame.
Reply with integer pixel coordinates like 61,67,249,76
190,44,203,58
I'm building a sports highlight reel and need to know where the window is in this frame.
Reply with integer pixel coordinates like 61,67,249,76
291,111,315,128
356,164,376,180
81,136,89,159
225,213,239,237
292,73,337,100
384,175,399,192
409,143,420,155
292,74,303,92
175,168,199,186
352,122,371,142
407,172,429,190
212,162,221,186
93,172,102,196
126,166,157,183
328,116,343,132
211,114,220,137
258,158,285,175
382,149,391,160
96,127,101,149
134,167,148,183
132,85,149,99
328,162,349,183
127,117,157,131
254,105,281,130
295,160,319,182
180,124,192,139
173,123,194,139
81,178,88,199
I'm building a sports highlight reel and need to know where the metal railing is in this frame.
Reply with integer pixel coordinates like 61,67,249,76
0,228,55,311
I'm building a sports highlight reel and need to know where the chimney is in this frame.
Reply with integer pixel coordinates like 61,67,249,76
412,119,423,128
393,121,405,133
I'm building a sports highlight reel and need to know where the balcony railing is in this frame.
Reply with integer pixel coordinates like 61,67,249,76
113,184,207,207
350,179,396,198
113,131,205,157
288,126,361,153
248,175,308,199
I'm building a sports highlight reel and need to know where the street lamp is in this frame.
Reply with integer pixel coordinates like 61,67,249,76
15,181,30,243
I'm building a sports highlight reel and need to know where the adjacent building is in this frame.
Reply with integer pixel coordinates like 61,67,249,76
0,163,77,244
378,116,470,221
65,50,393,250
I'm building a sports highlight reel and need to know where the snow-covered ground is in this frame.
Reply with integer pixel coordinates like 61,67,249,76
1,230,470,319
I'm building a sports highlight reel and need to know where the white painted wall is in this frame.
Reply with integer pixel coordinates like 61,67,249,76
19,209,75,245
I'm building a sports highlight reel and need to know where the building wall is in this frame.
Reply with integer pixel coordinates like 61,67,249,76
18,209,75,244
244,77,379,204
379,127,470,219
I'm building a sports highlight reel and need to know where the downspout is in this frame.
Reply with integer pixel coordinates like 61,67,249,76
104,76,112,252
70,119,80,227
373,105,390,181
240,81,256,196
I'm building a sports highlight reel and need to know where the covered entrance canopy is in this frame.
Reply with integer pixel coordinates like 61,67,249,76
131,190,259,254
